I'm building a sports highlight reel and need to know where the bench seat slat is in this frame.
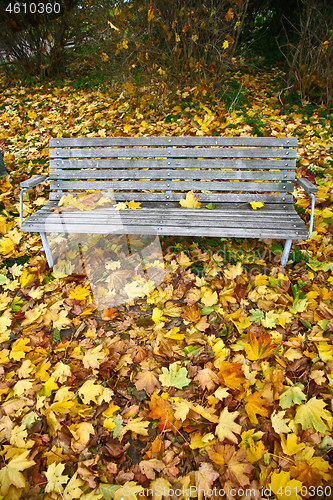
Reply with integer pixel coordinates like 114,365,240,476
50,148,297,159
30,205,303,220
26,215,306,230
50,137,297,147
50,159,296,170
21,222,307,240
50,180,294,192
49,169,295,182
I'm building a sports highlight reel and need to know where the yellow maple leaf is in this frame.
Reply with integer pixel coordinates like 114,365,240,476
10,424,28,448
222,40,229,49
69,422,95,452
0,309,12,334
103,402,121,417
19,269,37,288
13,379,33,397
52,309,71,330
0,451,35,496
201,288,218,307
51,362,72,383
152,307,166,324
78,379,103,404
45,462,69,494
245,392,270,424
179,191,201,208
126,200,142,210
115,202,127,210
177,251,193,268
270,410,291,434
103,418,116,429
224,262,243,280
190,431,216,449
249,201,264,210
270,470,302,500
68,284,91,301
294,397,332,432
83,345,107,369
317,342,333,362
63,473,84,500
244,437,267,464
10,337,31,361
215,407,241,444
118,417,149,442
0,238,15,256
281,433,305,456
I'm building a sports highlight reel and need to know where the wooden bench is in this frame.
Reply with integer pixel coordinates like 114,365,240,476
19,136,317,268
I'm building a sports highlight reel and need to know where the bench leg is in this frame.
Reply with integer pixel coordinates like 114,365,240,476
281,239,293,267
40,232,54,268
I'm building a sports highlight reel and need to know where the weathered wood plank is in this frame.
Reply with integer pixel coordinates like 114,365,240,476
21,221,308,239
50,147,297,159
49,169,295,182
37,205,298,216
50,159,296,170
49,192,293,203
28,213,306,230
50,180,294,192
50,136,298,147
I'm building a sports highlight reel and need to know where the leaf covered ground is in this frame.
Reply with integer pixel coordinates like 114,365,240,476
1,69,333,499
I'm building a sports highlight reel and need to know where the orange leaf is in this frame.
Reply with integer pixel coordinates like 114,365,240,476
182,305,201,323
245,392,270,424
219,361,245,391
243,332,277,361
148,394,174,431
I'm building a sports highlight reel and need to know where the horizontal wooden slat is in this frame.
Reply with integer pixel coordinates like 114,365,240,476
42,199,296,212
38,203,298,215
50,136,297,147
50,147,297,159
50,159,296,170
21,222,307,239
28,213,305,229
50,180,294,192
49,192,294,203
49,169,295,182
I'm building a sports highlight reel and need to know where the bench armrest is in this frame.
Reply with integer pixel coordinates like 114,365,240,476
20,175,48,188
19,175,49,227
296,178,318,194
295,178,317,239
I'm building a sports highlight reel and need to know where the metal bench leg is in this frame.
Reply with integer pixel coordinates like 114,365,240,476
281,239,293,267
40,232,54,268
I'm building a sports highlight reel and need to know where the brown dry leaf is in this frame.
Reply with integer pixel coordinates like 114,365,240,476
134,370,161,395
224,446,254,487
194,366,219,391
195,463,219,500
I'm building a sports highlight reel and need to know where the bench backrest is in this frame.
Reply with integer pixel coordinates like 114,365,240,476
49,136,297,204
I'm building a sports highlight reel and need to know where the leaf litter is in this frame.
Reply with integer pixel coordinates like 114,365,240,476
0,71,333,498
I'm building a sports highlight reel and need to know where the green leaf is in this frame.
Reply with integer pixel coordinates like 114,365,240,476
205,203,215,210
97,484,121,500
200,305,217,315
0,274,10,286
291,283,299,301
184,345,200,354
249,309,264,323
112,414,123,439
279,385,306,409
10,296,23,312
159,362,191,389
